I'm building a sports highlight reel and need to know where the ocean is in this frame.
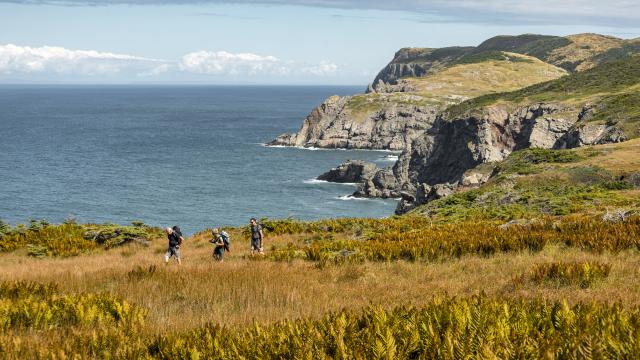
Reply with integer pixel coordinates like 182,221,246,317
0,85,398,234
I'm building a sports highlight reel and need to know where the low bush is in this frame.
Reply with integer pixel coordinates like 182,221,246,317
265,215,639,265
0,221,163,257
0,281,146,330
514,261,611,288
149,295,640,359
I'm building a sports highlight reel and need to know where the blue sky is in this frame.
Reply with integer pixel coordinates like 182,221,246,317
1,1,639,84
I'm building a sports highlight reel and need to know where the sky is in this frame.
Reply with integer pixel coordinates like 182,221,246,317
1,0,639,85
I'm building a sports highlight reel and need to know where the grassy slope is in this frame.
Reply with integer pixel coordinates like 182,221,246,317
414,139,640,220
347,33,639,123
343,34,639,126
387,33,634,74
345,52,567,121
446,55,640,137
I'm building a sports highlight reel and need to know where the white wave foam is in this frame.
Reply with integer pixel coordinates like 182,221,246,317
337,195,401,201
304,179,359,186
336,195,371,201
303,179,329,184
262,143,400,153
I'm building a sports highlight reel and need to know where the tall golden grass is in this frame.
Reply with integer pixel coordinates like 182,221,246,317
1,215,639,358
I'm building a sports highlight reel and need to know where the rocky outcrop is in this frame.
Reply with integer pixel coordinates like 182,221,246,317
353,169,400,199
268,95,439,151
317,160,377,183
382,103,627,213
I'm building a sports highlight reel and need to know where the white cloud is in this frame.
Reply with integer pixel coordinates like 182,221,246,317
0,44,163,76
179,51,285,75
179,50,339,77
301,61,339,76
0,44,344,81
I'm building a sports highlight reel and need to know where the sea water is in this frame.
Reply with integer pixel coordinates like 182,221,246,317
0,85,398,233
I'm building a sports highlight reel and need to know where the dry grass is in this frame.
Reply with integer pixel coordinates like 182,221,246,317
2,230,639,336
405,52,567,101
576,138,640,173
548,33,626,71
343,52,567,121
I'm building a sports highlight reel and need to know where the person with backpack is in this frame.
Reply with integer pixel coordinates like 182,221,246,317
249,218,264,255
210,228,230,261
164,225,184,265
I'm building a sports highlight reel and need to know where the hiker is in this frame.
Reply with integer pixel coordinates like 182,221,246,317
164,225,184,265
249,218,264,255
210,228,230,261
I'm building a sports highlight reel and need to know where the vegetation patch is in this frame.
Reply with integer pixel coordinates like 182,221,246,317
514,261,611,289
445,55,640,123
149,296,640,359
0,220,163,257
0,281,146,330
259,215,640,265
497,148,583,175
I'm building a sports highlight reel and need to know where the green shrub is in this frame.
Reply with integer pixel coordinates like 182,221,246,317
263,215,640,264
498,148,582,175
0,221,163,257
0,281,59,300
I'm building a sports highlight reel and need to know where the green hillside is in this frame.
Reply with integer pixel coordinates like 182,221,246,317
373,33,639,87
446,55,640,137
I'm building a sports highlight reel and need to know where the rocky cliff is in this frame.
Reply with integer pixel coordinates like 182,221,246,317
268,94,439,151
269,34,638,214
269,51,567,151
371,55,639,213
390,103,626,213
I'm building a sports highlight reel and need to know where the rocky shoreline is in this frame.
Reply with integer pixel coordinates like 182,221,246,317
269,34,637,215
312,102,626,214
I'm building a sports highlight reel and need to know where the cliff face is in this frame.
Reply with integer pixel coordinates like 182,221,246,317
392,104,625,210
352,103,626,207
369,47,471,89
268,94,439,151
269,51,567,151
380,54,638,212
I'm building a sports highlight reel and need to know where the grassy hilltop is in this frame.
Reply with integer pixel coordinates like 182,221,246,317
341,33,640,135
345,51,567,121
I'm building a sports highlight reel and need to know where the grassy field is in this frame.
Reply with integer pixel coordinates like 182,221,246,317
402,52,567,102
1,215,640,358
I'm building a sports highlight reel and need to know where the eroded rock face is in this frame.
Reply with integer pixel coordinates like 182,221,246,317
354,169,400,199
383,103,627,213
317,160,378,183
561,123,628,147
268,95,439,151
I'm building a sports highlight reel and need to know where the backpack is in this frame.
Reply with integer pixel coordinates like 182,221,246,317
220,231,230,252
172,226,183,245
